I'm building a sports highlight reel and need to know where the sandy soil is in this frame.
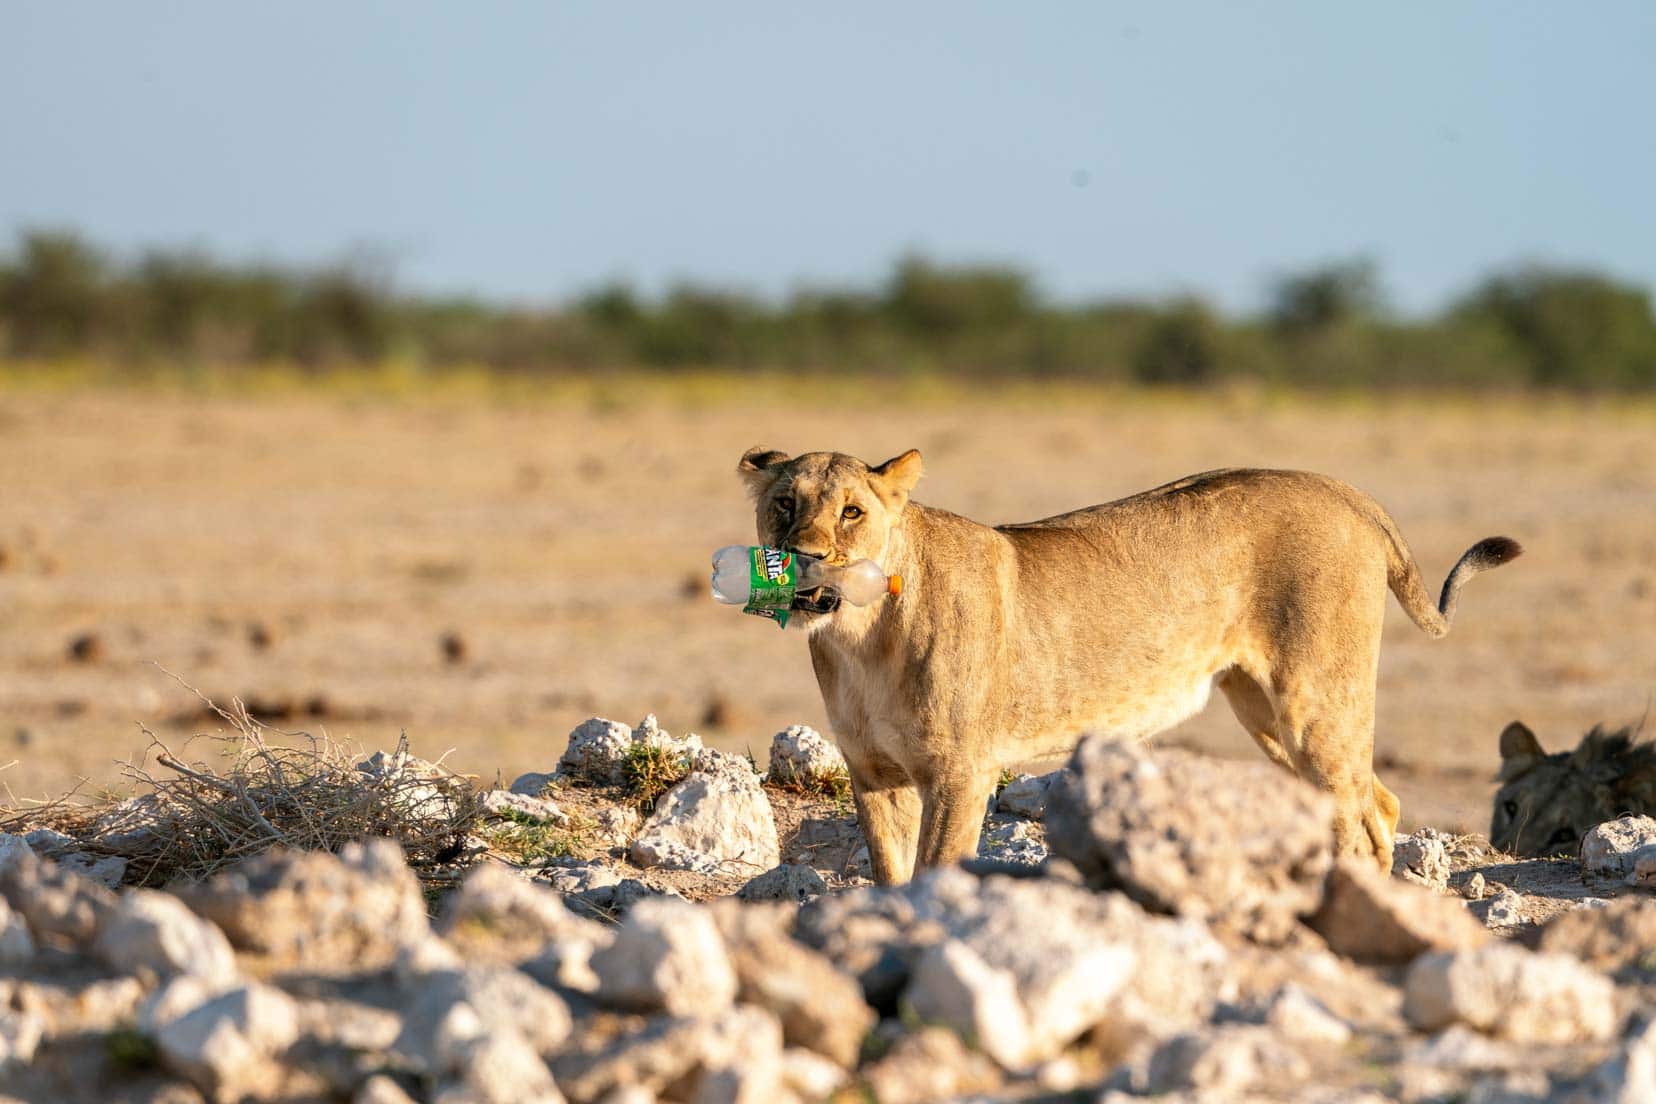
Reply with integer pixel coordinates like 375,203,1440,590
1,381,1653,836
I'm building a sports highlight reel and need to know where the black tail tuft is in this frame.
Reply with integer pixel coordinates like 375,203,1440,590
1437,535,1524,627
1468,536,1523,569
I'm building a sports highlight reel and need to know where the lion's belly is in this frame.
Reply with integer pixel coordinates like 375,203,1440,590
1080,669,1215,740
1016,659,1222,756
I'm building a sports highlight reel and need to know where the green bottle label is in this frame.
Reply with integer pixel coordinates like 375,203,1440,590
743,546,796,628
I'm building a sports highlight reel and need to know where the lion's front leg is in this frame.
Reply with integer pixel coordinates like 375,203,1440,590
844,751,922,884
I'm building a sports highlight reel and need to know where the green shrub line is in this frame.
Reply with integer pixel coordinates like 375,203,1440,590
3,231,1654,390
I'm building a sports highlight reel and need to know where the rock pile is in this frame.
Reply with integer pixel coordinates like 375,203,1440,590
1,723,1651,1103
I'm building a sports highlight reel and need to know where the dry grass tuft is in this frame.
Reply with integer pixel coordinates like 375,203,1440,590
1,681,481,888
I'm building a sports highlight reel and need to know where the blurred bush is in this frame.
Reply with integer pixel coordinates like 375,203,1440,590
3,229,1655,389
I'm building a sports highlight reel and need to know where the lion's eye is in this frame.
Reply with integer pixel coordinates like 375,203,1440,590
776,497,794,513
1503,800,1518,818
841,505,863,522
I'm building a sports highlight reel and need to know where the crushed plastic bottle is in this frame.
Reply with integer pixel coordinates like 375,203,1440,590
711,545,901,627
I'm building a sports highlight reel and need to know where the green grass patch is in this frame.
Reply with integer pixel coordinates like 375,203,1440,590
105,1026,160,1071
622,742,692,814
480,809,588,864
771,764,855,814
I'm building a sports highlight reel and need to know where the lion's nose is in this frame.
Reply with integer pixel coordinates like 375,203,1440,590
785,532,832,560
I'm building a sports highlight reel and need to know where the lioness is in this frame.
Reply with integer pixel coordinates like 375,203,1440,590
739,447,1520,882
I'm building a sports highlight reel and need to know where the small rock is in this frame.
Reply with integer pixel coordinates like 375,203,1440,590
1144,1024,1312,1095
710,902,877,1069
976,816,1048,866
90,793,171,851
556,717,635,784
1403,1023,1527,1070
0,898,33,963
995,771,1058,819
590,898,738,1015
632,713,700,756
591,806,642,847
0,836,116,945
564,878,681,922
1537,897,1656,977
355,1074,421,1104
628,838,724,874
1392,828,1453,890
295,996,402,1052
140,975,233,1035
1481,888,1526,929
551,1004,781,1104
684,1005,785,1104
541,859,622,895
766,725,848,786
439,861,610,977
780,1046,847,1098
1046,736,1334,943
508,771,556,797
1465,1070,1555,1103
56,851,128,888
796,866,1224,1046
737,863,828,903
0,832,31,875
480,788,568,825
1309,857,1488,963
1589,1016,1656,1103
631,750,780,875
907,938,1036,1068
21,828,77,855
1631,848,1656,889
0,1007,45,1070
1580,815,1656,879
1403,943,1618,1042
177,840,429,972
95,889,239,984
153,983,303,1100
434,1028,564,1104
861,1026,1002,1104
901,872,1139,1070
557,715,704,786
1263,984,1352,1047
356,748,465,823
393,966,573,1071
1462,872,1487,900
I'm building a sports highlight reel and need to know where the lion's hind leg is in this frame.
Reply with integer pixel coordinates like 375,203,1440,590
1272,668,1396,871
1373,773,1401,837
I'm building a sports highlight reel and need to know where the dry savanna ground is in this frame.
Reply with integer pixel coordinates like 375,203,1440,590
1,376,1653,835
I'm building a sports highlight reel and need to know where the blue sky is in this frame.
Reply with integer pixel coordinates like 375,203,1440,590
5,3,1653,315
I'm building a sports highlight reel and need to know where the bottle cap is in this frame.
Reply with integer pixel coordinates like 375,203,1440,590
887,574,903,597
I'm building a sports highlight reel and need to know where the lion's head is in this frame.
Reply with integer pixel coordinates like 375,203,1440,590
736,447,922,623
1492,719,1656,857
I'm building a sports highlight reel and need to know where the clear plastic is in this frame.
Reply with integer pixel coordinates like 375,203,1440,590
710,545,898,607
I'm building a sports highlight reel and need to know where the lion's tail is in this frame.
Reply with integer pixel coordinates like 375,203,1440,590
1373,510,1522,639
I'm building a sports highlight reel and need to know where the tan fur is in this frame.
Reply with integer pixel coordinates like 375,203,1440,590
738,449,1521,883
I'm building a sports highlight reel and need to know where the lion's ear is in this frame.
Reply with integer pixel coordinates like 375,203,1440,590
1497,721,1544,780
738,447,790,497
871,449,923,499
